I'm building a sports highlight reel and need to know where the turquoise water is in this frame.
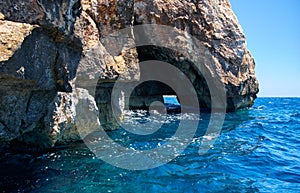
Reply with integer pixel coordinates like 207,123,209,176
1,98,300,192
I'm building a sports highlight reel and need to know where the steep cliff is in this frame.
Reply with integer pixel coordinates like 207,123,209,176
0,0,258,149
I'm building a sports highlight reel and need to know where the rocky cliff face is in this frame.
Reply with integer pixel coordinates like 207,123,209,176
0,0,258,149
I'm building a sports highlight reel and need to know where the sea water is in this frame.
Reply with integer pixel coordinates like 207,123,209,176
0,98,299,192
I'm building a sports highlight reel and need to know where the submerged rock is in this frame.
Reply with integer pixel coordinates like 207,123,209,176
0,0,258,149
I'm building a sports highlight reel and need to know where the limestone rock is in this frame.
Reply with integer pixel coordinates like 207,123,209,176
0,20,36,62
0,0,81,40
0,0,259,149
75,0,140,82
132,0,258,110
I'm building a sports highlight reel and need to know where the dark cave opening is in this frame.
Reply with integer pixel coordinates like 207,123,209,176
95,45,213,130
129,80,181,114
133,45,212,113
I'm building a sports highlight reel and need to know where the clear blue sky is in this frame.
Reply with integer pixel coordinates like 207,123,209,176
230,0,300,97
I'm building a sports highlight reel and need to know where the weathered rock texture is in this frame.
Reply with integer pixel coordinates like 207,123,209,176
0,0,258,149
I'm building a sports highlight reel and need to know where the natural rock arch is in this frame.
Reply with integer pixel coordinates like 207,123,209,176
0,0,259,149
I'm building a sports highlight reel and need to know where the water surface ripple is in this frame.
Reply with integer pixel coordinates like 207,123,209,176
0,98,299,192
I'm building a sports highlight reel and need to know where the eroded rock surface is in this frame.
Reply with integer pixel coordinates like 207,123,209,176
0,0,258,149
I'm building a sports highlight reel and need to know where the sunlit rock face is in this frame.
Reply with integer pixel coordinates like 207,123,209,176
0,0,258,149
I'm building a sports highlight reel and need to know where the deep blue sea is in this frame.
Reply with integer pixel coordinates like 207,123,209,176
1,98,300,192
